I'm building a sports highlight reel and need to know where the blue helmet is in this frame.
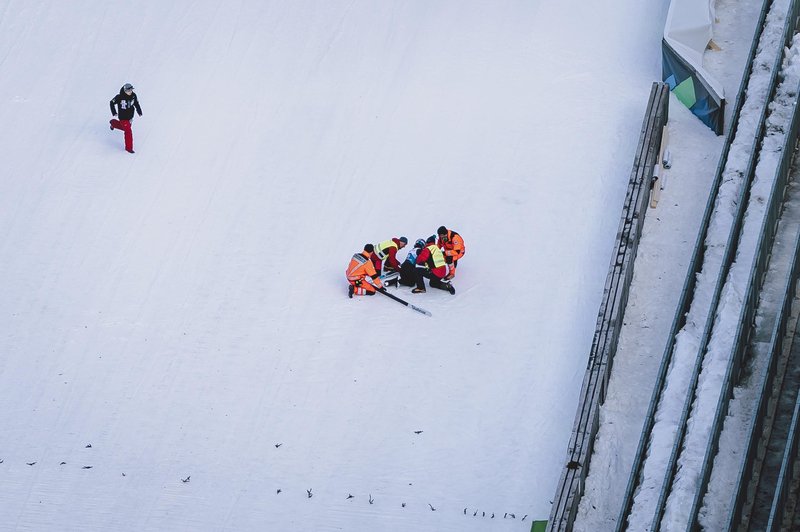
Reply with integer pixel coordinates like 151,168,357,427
414,238,425,249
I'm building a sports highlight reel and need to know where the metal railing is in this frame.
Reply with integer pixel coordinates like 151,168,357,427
546,82,669,531
766,391,800,529
615,0,794,528
727,152,800,529
688,51,800,530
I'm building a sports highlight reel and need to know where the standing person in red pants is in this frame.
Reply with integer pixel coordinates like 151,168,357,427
109,83,143,154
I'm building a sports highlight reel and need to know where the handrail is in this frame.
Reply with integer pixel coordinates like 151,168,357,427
646,2,794,524
615,0,782,528
726,126,800,532
546,82,668,531
687,54,800,530
766,391,800,529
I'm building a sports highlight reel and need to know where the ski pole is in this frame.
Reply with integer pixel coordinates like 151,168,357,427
376,287,432,317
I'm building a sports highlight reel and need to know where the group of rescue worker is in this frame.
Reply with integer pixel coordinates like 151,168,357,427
346,225,465,298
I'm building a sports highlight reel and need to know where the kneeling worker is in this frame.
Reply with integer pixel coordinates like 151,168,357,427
346,244,384,298
413,236,455,295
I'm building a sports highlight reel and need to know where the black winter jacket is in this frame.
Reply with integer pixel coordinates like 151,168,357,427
110,87,142,121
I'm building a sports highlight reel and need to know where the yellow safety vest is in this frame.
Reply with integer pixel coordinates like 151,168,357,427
426,244,446,268
374,239,398,260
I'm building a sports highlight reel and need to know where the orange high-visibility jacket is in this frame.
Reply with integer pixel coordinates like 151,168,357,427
437,230,465,263
346,251,382,286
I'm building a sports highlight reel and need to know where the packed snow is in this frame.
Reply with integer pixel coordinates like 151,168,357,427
0,1,674,530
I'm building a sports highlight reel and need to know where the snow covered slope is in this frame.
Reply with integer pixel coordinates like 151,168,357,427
0,1,665,530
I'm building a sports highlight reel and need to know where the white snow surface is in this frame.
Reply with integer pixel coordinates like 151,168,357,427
0,1,671,531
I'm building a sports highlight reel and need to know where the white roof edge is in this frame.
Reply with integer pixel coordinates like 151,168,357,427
664,0,725,99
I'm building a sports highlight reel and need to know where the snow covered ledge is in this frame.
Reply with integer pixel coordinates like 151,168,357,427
546,83,669,532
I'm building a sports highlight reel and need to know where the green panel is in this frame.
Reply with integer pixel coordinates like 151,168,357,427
531,520,548,532
672,77,697,108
